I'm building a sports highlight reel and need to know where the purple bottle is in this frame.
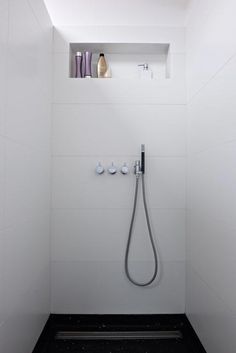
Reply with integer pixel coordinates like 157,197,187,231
81,52,86,78
84,51,92,78
75,52,82,78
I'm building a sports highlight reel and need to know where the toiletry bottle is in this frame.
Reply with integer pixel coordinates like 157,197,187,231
84,51,92,78
138,63,153,79
75,52,82,78
97,53,108,78
81,52,86,78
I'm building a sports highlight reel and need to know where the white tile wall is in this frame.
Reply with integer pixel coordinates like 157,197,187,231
186,1,236,352
186,0,236,100
51,26,186,314
187,145,236,314
53,26,186,53
0,0,8,335
44,2,188,28
51,260,185,314
186,265,236,353
187,57,236,155
52,156,185,210
0,0,52,352
52,104,186,157
0,265,50,353
0,137,5,230
51,209,186,262
6,0,236,350
0,230,4,325
0,0,8,135
5,141,50,227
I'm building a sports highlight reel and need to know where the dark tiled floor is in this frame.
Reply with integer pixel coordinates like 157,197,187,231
33,315,207,353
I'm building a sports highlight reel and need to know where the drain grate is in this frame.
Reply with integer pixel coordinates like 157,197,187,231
55,330,183,341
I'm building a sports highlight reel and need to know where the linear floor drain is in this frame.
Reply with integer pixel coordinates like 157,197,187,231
55,330,183,341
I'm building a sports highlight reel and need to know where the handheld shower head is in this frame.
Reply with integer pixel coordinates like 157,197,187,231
141,144,145,174
126,143,159,286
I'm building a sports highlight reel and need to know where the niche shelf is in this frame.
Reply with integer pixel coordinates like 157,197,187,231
69,43,171,80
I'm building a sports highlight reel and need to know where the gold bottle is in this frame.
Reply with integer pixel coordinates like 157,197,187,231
97,53,109,78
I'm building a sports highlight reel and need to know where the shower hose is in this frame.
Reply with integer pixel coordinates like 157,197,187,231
125,173,159,287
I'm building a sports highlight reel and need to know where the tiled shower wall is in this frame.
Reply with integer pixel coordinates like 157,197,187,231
0,1,52,352
51,26,187,314
186,1,236,352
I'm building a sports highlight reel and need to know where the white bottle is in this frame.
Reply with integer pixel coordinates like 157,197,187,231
97,53,111,78
138,63,153,79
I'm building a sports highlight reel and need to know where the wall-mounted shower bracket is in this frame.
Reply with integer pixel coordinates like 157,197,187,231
134,160,142,177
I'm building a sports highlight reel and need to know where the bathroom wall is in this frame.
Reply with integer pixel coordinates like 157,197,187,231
44,0,189,26
51,26,187,313
186,1,236,352
0,0,52,352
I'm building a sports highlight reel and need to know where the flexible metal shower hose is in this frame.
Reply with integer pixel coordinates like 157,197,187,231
125,174,159,287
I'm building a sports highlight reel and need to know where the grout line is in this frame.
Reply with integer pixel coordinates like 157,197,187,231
184,100,188,313
52,154,187,158
187,52,236,104
187,263,236,319
49,104,54,311
51,207,186,211
1,0,9,233
49,21,56,314
52,102,187,106
189,138,236,156
2,135,50,153
51,259,185,264
27,0,52,32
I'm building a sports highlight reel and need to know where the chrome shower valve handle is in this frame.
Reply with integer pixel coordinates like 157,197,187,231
121,163,129,175
108,162,117,175
95,162,105,175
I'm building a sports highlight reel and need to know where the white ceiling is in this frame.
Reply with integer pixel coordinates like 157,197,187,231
44,0,190,26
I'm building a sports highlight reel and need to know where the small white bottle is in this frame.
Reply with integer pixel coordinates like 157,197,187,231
138,63,153,79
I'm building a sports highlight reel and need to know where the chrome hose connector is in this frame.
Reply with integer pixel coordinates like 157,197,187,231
134,160,142,178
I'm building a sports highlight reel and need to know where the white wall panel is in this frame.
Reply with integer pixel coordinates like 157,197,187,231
51,209,186,262
0,0,52,352
51,260,185,314
52,156,185,210
52,104,186,157
44,2,189,27
51,25,186,314
186,1,236,352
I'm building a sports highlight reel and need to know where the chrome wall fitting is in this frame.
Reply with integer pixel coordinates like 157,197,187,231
95,162,105,174
108,162,117,175
121,163,129,175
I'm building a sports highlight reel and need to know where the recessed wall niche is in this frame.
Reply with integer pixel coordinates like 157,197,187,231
69,43,171,79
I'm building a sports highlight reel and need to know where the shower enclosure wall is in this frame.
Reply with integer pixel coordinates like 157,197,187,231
186,1,236,352
51,25,186,314
0,1,52,352
0,1,236,353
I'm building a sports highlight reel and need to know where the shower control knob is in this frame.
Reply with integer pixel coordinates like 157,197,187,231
108,162,117,175
121,163,129,175
95,162,105,175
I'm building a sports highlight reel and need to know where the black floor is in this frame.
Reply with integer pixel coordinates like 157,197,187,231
33,314,207,353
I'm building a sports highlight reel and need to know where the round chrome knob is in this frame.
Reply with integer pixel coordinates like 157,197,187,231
108,162,117,175
95,162,104,175
121,163,129,175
